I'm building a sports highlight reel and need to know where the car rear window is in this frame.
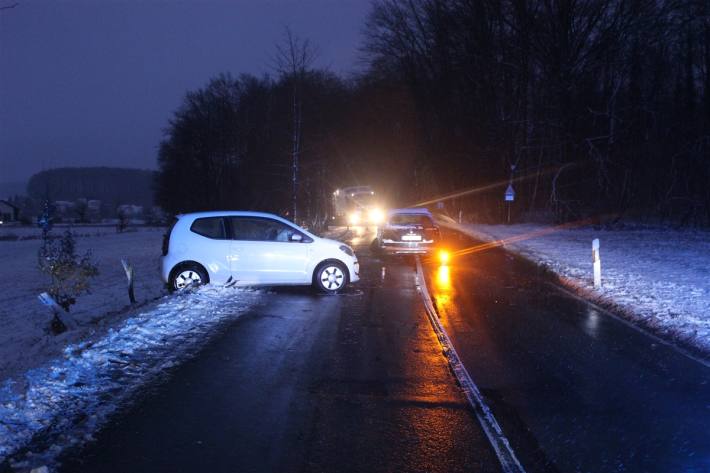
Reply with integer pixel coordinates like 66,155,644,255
388,214,434,227
190,217,226,239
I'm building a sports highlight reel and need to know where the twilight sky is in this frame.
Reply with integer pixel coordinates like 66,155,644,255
0,0,370,184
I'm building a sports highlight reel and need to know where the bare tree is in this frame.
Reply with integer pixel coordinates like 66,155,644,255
273,27,317,222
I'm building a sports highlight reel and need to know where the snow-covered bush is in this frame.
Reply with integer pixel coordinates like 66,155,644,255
37,230,98,313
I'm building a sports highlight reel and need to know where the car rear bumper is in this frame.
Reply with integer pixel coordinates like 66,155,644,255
380,241,435,254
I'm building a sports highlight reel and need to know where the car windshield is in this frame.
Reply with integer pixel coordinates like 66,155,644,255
388,214,434,227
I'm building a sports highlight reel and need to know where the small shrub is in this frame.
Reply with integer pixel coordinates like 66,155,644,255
38,230,99,312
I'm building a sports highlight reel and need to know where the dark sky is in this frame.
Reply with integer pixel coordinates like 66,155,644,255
0,0,370,184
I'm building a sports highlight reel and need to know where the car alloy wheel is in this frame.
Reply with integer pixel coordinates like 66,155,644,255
315,262,348,293
171,264,208,291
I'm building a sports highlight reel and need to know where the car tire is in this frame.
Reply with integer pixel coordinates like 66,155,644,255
313,261,349,294
169,263,209,292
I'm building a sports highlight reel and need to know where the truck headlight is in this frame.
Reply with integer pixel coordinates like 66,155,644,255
368,208,385,224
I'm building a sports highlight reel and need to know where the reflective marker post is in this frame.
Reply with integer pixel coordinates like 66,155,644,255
121,258,136,304
38,292,77,333
592,238,602,288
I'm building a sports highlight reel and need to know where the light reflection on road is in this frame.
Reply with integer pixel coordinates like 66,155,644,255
433,264,453,312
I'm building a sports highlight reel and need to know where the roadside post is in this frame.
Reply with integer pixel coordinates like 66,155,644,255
504,184,515,224
38,292,77,333
504,164,516,224
592,238,602,288
121,258,136,304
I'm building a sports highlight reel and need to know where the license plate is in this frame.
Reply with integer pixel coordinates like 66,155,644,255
402,234,421,241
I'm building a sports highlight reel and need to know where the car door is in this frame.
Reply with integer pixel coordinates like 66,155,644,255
228,216,312,285
187,216,233,284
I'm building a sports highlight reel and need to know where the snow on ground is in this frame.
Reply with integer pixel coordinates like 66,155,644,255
0,227,167,382
442,220,710,355
0,224,126,240
0,286,263,470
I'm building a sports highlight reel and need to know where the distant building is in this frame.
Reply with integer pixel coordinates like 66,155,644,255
117,204,144,217
87,200,102,221
0,200,20,223
53,200,75,221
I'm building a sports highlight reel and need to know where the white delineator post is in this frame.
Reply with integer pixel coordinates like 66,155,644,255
121,258,136,304
592,238,602,288
38,292,77,332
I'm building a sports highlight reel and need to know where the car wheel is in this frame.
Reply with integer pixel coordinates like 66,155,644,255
170,263,209,292
314,261,348,294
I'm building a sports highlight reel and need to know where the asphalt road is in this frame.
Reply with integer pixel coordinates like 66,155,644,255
58,227,500,473
424,230,710,473
55,226,710,473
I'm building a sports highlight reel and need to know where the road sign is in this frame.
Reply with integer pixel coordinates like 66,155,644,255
504,184,515,202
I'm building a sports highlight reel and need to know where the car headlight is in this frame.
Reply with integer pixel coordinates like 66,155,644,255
368,208,385,224
348,212,360,225
339,245,354,257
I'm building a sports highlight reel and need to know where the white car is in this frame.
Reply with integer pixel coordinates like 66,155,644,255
161,211,359,293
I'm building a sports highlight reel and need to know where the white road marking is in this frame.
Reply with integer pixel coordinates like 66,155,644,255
415,257,526,473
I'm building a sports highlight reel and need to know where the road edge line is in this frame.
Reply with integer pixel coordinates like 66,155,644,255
415,257,526,473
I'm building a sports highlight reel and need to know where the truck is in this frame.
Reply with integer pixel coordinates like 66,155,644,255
332,186,385,226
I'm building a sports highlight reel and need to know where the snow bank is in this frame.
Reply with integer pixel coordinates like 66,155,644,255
444,221,710,355
0,286,262,470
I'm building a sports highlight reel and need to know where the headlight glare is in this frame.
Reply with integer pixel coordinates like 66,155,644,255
368,208,385,224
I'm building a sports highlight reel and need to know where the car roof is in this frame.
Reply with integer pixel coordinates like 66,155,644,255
387,207,433,217
176,211,318,238
178,210,284,219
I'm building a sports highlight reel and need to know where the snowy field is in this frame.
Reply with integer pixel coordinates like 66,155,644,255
442,220,710,356
0,224,131,241
0,227,167,382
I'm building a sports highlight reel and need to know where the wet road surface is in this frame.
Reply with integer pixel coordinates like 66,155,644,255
424,230,710,473
58,228,500,473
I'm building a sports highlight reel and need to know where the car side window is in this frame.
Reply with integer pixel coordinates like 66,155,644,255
190,217,227,239
229,217,310,242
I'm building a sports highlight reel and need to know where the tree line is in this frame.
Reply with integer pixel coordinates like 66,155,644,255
157,1,710,227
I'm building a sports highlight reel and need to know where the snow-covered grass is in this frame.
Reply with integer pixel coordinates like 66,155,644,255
0,227,167,382
443,220,710,356
0,286,262,470
0,224,135,241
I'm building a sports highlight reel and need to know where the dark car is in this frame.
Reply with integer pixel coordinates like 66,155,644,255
376,208,440,255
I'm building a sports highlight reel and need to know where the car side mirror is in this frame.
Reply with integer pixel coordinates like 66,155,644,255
290,233,303,242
